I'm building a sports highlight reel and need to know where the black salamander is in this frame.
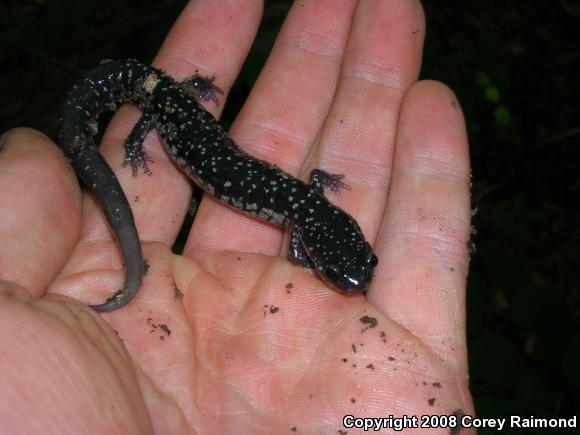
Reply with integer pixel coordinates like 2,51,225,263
59,60,378,312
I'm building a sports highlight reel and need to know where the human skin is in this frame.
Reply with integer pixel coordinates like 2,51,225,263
0,1,474,434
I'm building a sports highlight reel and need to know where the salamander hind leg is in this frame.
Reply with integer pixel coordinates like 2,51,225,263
122,113,156,177
179,74,224,106
310,169,351,195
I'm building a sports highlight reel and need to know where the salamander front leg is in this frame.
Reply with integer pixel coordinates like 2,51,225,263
309,169,351,195
288,225,313,267
179,74,224,106
122,113,156,177
287,169,353,267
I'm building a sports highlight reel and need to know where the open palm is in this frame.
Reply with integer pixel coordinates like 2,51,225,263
0,1,474,433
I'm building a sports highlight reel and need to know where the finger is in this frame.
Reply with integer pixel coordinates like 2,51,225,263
0,128,81,297
0,284,151,433
371,81,471,371
307,0,425,240
82,0,263,247
188,0,358,259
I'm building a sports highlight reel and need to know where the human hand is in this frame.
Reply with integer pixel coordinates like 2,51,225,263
0,1,474,433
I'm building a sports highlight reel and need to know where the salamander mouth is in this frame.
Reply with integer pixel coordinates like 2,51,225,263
340,276,371,293
327,270,373,293
334,246,378,292
344,275,365,291
318,259,376,293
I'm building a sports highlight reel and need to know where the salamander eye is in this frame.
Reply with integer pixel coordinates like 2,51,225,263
369,254,378,267
324,265,341,282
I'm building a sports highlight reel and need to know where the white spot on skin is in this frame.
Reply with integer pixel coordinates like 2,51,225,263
272,211,286,224
143,73,160,93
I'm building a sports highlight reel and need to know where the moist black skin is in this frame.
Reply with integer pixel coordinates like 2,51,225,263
59,60,378,312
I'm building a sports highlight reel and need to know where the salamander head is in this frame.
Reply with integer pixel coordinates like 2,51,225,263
299,207,378,292
317,243,378,292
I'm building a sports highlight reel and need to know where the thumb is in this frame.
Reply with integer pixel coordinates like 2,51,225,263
0,128,81,297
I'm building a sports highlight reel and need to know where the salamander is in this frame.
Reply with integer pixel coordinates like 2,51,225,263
58,59,378,312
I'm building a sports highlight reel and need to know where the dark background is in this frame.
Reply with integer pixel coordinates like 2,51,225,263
1,1,578,432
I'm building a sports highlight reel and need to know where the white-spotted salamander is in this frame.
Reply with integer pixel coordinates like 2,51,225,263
59,60,378,312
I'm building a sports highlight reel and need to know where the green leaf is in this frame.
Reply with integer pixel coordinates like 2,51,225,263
484,86,500,103
475,71,491,87
494,105,511,126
